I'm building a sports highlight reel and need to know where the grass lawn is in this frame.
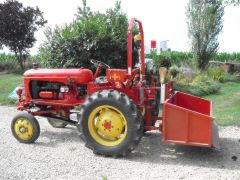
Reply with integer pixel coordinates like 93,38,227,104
0,73,22,105
204,82,240,126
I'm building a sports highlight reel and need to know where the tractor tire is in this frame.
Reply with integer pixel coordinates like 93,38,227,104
11,112,40,144
77,90,144,157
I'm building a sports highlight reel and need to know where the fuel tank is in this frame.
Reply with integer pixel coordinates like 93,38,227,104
24,68,93,84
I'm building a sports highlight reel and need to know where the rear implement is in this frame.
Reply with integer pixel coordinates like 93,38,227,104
163,92,219,149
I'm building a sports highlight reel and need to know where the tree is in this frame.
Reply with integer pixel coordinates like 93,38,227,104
186,0,239,70
40,1,129,70
0,0,46,69
76,0,92,21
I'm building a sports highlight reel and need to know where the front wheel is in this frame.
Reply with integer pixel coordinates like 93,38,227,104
11,112,40,143
77,90,143,157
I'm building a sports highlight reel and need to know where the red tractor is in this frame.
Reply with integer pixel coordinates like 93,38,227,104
12,18,219,157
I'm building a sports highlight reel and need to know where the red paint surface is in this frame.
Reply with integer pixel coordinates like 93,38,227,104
104,121,112,130
162,92,215,148
151,40,156,49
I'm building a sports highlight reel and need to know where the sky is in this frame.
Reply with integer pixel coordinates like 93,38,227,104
1,0,240,54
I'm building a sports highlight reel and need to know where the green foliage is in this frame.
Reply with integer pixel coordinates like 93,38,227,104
173,74,220,97
147,51,240,70
40,1,128,69
223,0,240,6
214,52,240,62
0,52,44,73
207,67,239,82
0,53,16,62
159,51,194,66
147,51,194,69
187,0,225,70
207,67,226,82
0,53,16,72
169,65,180,78
0,0,46,69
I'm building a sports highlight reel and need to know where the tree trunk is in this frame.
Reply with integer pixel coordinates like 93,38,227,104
14,50,24,70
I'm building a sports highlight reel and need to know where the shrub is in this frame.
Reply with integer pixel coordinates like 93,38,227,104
147,51,195,68
214,52,240,62
169,65,180,78
206,67,225,82
40,1,129,69
173,74,220,97
147,51,240,69
0,52,44,73
0,54,17,72
207,67,239,83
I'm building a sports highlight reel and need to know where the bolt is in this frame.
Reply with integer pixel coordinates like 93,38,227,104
232,156,237,161
19,127,26,133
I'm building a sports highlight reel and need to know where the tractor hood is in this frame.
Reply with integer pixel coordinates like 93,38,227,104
24,68,93,84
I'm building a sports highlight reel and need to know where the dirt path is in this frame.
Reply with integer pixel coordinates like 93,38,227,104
0,106,240,179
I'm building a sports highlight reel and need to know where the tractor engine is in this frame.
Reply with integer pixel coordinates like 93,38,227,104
22,68,93,103
29,81,87,100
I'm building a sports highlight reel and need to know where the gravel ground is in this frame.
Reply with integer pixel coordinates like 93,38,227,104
0,106,240,180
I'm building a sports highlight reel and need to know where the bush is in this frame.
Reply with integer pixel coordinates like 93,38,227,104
207,67,239,83
40,1,129,70
173,74,220,97
214,52,240,62
0,54,16,72
147,51,195,68
147,51,240,69
169,65,180,78
0,52,44,73
0,53,16,62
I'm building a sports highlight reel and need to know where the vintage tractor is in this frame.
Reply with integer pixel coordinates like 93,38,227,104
11,18,219,157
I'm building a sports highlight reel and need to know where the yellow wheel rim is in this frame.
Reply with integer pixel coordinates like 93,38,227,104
14,118,34,141
88,105,127,147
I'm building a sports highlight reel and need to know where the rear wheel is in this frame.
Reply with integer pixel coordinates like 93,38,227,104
11,112,40,143
78,90,143,157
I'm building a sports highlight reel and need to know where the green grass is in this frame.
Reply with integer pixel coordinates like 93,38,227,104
0,73,22,105
204,82,240,126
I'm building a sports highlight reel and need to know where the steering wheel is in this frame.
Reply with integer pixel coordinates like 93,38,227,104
90,59,110,69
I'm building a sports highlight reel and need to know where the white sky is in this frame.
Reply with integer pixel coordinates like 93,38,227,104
1,0,240,54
